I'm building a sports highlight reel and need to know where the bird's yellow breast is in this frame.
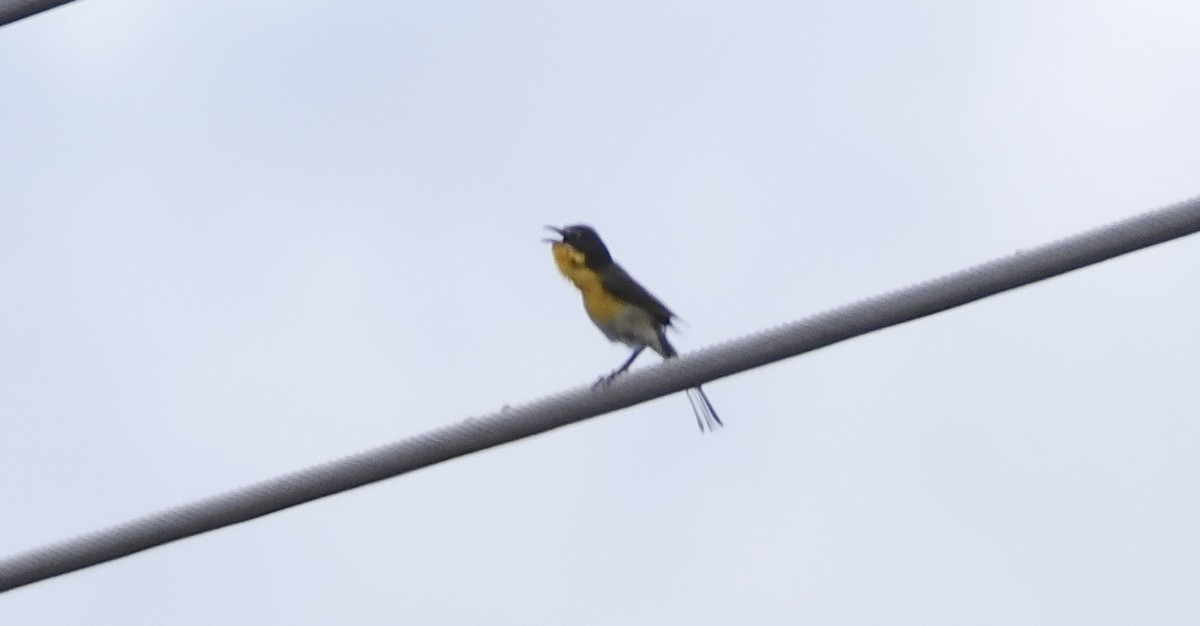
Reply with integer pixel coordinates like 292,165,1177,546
552,242,625,323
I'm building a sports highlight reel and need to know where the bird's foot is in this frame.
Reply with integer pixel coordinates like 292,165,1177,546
592,369,625,388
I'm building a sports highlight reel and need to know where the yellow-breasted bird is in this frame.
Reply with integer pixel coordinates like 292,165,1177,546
545,224,722,431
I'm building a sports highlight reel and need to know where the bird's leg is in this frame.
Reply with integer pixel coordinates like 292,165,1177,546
594,347,644,387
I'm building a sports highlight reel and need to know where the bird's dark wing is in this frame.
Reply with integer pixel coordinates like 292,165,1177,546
601,263,676,326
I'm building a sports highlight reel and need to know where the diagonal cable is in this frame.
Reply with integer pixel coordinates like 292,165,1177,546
0,0,77,28
2,195,1199,592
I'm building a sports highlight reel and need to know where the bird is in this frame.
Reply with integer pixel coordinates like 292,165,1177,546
545,224,722,431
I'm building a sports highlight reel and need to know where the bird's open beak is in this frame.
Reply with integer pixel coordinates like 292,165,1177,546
542,225,564,243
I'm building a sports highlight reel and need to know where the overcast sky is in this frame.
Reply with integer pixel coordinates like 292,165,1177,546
3,1,1200,623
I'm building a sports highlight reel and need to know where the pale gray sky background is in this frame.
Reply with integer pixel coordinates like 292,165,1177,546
3,1,1200,623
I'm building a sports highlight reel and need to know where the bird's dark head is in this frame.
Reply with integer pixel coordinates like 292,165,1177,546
544,224,613,269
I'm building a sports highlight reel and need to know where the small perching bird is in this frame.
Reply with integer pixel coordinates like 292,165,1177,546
545,224,723,431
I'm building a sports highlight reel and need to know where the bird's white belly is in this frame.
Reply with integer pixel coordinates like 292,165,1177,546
592,305,666,356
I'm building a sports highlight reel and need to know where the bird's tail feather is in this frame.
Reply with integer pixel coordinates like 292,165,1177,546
685,386,723,432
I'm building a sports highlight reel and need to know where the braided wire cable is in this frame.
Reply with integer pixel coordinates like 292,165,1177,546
2,195,1199,592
